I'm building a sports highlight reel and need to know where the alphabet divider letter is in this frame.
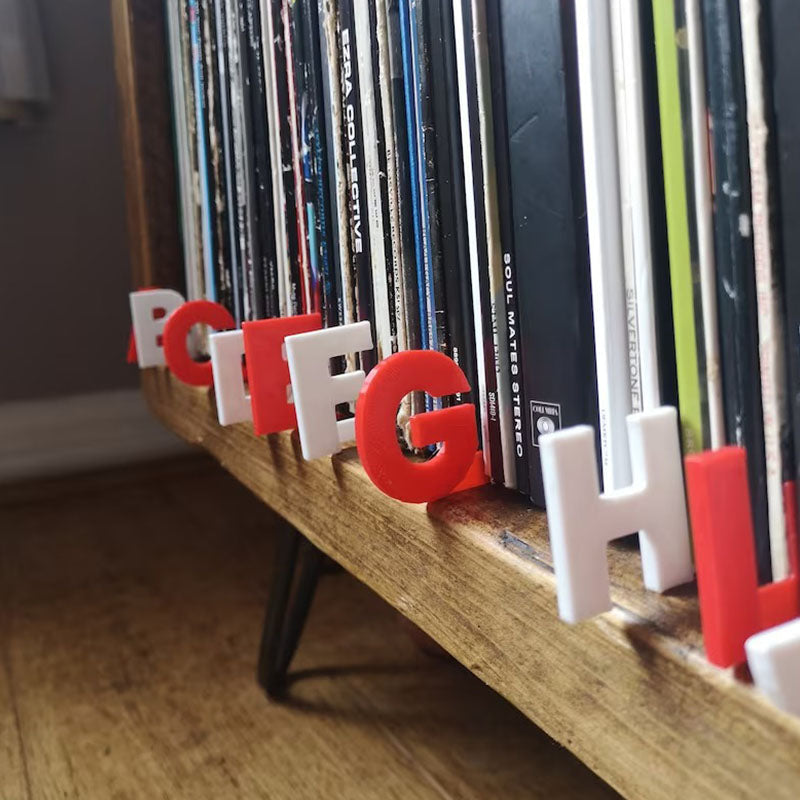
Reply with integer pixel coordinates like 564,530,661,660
355,349,479,503
243,314,322,435
129,289,185,368
539,407,694,623
209,330,251,426
285,321,373,460
746,618,800,717
163,300,236,386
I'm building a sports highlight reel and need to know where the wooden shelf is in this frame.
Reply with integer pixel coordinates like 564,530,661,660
143,369,800,799
113,0,800,793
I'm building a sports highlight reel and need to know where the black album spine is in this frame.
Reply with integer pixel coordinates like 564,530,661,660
438,0,479,426
701,0,770,581
339,0,376,369
246,0,279,317
201,0,235,314
498,0,598,504
213,0,245,323
769,0,800,519
426,0,458,385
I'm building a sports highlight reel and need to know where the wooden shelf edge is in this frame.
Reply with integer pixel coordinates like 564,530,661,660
142,371,800,798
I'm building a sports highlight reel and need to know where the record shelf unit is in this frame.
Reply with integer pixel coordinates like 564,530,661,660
112,1,800,797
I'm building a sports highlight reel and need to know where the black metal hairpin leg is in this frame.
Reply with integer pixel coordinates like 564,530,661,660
257,524,324,698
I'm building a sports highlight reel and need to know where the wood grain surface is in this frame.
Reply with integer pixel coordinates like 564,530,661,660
142,370,800,800
111,0,183,291
0,458,614,800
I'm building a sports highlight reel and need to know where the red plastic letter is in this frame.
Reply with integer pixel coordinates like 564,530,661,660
242,313,322,434
162,300,235,386
685,447,800,667
355,350,478,503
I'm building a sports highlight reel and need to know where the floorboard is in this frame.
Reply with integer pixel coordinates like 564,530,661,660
0,458,617,799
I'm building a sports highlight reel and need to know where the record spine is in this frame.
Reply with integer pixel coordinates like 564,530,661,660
261,0,291,317
166,0,203,302
354,0,393,361
202,0,235,315
453,0,501,480
471,0,515,488
484,0,527,491
769,0,800,555
740,0,789,579
339,0,377,368
439,0,479,428
318,0,350,330
701,0,770,581
651,0,705,452
375,0,408,355
575,0,631,491
214,0,246,323
685,0,724,446
283,0,312,313
188,0,218,302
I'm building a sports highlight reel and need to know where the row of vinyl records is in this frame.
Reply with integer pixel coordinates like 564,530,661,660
164,0,800,585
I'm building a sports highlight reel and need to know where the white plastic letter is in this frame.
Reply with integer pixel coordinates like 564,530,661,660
746,618,800,717
209,330,252,426
540,406,693,623
285,321,373,460
129,289,185,367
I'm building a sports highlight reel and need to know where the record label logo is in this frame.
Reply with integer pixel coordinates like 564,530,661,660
530,401,561,447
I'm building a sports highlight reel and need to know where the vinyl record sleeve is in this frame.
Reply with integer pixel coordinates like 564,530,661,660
639,0,678,412
354,0,393,361
261,0,292,317
470,0,515,487
374,0,408,355
369,0,399,354
453,0,502,481
412,0,447,362
497,0,599,504
270,0,302,315
484,0,527,491
769,0,800,551
437,0,478,423
575,0,631,492
283,0,312,313
651,0,706,452
386,0,420,354
740,0,790,579
214,0,245,323
318,0,352,334
166,0,203,302
298,0,340,335
225,0,254,320
701,0,770,582
609,0,662,415
244,0,279,317
188,0,218,303
399,0,431,356
685,0,724,446
338,0,377,368
201,0,235,315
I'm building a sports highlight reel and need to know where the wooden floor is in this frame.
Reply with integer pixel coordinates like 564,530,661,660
0,458,617,800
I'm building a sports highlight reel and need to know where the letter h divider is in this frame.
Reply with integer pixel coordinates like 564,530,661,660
540,407,694,623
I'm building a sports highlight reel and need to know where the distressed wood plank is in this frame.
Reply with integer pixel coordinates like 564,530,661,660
143,369,800,800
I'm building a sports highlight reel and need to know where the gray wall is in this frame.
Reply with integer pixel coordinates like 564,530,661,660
0,0,136,402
